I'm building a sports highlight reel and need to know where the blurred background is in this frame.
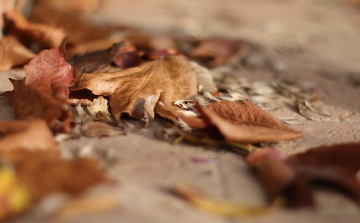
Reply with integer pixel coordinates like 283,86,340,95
2,0,360,71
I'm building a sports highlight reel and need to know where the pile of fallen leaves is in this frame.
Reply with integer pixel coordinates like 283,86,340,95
0,0,360,221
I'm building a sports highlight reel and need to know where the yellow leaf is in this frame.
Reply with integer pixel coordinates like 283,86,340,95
0,167,31,221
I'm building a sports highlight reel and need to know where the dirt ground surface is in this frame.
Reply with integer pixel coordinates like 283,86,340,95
1,0,360,222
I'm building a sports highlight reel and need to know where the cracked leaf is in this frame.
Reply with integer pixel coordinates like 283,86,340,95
78,55,197,124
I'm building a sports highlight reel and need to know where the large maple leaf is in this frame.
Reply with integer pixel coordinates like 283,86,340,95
78,55,197,124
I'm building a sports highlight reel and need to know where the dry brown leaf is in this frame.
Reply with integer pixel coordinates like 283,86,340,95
4,10,66,49
178,101,302,143
0,118,58,152
0,36,36,71
12,151,108,203
78,56,197,124
11,40,76,132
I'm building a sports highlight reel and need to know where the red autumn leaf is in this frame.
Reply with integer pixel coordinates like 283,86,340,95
24,39,76,100
246,143,360,208
178,101,302,143
0,36,36,71
3,10,66,49
11,39,76,132
0,118,58,152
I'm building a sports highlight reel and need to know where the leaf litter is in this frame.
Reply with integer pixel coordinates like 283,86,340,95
0,1,359,221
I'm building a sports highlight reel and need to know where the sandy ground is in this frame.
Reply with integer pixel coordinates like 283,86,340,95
1,0,360,222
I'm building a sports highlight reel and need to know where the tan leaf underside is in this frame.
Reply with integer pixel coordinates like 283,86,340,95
79,56,197,122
